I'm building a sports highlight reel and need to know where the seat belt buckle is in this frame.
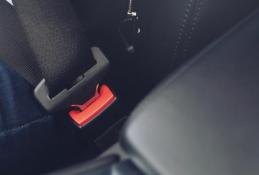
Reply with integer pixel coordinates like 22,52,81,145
69,84,116,128
34,47,109,112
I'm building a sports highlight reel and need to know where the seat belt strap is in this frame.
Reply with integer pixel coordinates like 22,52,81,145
13,0,96,96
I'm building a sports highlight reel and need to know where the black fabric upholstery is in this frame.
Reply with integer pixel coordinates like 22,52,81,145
0,1,42,85
137,0,259,86
122,10,259,175
12,0,95,95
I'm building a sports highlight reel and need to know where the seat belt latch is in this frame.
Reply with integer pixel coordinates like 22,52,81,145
69,84,116,128
34,47,109,112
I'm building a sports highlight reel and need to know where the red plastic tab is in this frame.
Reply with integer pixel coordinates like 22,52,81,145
69,84,116,128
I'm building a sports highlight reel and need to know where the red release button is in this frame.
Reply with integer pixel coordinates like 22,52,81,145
69,84,116,128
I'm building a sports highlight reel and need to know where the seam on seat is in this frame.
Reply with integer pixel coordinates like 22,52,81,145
0,115,52,137
172,0,206,65
182,0,205,59
172,0,196,64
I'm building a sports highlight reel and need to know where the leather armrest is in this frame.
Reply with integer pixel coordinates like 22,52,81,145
121,9,259,175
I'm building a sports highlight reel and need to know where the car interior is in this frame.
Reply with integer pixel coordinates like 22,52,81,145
0,0,259,174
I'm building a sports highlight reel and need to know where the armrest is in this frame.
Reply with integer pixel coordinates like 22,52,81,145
121,9,259,175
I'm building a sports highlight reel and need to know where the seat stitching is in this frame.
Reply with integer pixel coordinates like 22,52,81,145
172,0,196,65
182,0,205,59
0,115,52,137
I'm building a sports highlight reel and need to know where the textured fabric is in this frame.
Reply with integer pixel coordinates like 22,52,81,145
0,63,47,131
0,61,57,174
12,0,95,95
0,62,98,174
0,1,42,85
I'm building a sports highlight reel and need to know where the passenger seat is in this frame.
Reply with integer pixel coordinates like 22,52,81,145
137,0,259,87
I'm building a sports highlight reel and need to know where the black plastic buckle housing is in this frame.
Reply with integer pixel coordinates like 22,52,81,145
34,47,109,112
